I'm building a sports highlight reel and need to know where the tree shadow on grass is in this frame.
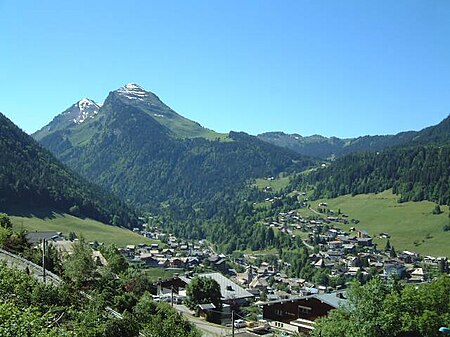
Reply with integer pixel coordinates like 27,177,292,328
4,206,60,220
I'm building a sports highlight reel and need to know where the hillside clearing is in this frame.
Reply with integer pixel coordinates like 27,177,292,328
308,190,450,257
254,176,291,192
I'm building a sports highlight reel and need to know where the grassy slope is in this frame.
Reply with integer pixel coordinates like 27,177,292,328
307,190,450,257
254,176,291,192
10,211,156,247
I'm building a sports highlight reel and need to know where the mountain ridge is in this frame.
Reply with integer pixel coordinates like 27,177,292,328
33,84,313,214
0,111,137,227
257,115,449,159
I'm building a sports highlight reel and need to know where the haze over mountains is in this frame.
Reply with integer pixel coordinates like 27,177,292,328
258,114,450,159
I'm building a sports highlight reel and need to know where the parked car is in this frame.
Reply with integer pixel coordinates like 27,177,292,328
234,319,246,328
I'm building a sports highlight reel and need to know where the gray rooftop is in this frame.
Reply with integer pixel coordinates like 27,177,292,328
197,272,254,301
261,291,347,309
25,231,61,244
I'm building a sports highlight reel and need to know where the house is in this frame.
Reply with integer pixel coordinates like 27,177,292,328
327,240,342,249
140,253,160,267
197,303,216,318
92,250,108,267
198,272,254,306
169,257,187,268
356,237,373,247
261,292,347,334
383,262,406,279
208,255,228,273
26,231,63,244
356,230,369,239
408,267,425,283
249,276,269,291
312,258,334,269
159,272,254,307
342,243,356,254
398,251,419,264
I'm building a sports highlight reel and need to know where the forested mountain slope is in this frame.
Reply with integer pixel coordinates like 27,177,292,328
33,84,314,214
291,144,450,205
0,112,137,227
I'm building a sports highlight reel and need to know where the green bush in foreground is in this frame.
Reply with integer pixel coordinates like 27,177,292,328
313,275,450,337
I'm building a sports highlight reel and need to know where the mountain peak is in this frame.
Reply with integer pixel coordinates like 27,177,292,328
116,83,149,101
78,97,98,108
124,83,144,91
71,98,100,124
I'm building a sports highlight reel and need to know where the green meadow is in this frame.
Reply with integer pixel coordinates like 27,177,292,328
9,209,157,247
308,190,450,257
254,176,291,192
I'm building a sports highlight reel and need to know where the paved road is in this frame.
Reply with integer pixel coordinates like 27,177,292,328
174,304,231,337
174,304,251,337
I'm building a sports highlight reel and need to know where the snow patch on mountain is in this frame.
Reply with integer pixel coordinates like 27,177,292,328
73,98,100,124
117,83,149,101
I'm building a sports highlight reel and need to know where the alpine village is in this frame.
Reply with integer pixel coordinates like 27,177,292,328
0,82,448,337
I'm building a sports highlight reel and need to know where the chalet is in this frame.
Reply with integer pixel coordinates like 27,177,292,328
383,262,406,279
342,243,356,253
325,250,344,261
126,244,136,251
198,272,254,306
169,257,187,268
356,230,369,238
356,237,373,247
312,258,334,269
208,255,228,273
197,303,216,318
140,253,160,267
186,257,200,268
261,292,347,334
26,231,63,244
159,273,254,307
327,241,342,249
346,266,360,277
408,267,425,283
398,251,420,264
92,251,108,267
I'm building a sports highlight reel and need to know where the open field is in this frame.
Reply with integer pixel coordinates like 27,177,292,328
307,190,450,257
254,176,291,192
9,209,157,247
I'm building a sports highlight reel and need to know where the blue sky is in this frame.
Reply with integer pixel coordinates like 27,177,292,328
1,1,449,138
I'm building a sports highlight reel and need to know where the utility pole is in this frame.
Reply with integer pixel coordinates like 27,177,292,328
171,285,174,307
42,238,46,284
231,310,235,337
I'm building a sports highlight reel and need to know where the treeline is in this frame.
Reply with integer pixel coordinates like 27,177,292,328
290,145,450,205
0,113,137,227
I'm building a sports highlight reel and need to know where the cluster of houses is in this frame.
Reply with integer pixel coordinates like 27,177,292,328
25,216,448,336
132,213,449,335
154,267,346,335
118,242,205,270
262,204,449,285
